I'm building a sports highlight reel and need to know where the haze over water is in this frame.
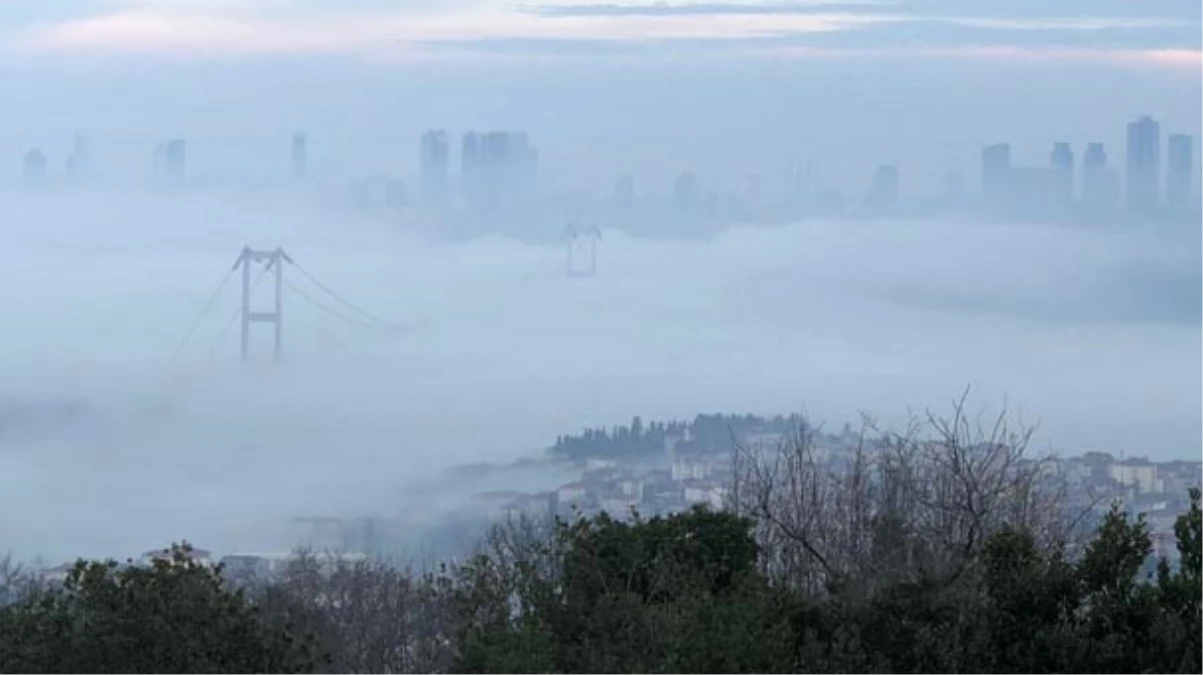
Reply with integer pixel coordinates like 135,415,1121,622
0,189,1198,562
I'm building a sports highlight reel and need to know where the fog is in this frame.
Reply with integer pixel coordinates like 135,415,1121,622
0,187,1198,562
1,0,1200,564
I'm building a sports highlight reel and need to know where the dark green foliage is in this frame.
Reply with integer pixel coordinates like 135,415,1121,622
455,506,798,673
3,491,1201,674
0,543,321,674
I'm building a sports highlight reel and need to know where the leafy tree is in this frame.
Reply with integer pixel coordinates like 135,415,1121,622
0,543,322,674
455,506,796,673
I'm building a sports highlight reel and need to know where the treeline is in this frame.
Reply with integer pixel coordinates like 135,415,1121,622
550,412,811,461
3,402,1200,673
1,495,1199,674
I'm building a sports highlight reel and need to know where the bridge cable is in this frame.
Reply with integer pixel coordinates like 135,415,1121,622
285,259,406,331
283,278,403,333
169,268,236,363
204,265,274,360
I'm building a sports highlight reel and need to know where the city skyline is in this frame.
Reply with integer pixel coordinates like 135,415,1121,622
15,115,1200,223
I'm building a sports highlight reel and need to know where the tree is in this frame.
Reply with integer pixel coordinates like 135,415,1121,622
0,543,321,674
454,506,798,673
731,391,1077,600
253,550,458,674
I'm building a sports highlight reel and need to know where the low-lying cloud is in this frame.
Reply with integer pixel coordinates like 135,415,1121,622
0,188,1198,563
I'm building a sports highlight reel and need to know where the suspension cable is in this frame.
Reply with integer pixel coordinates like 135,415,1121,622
286,260,405,331
283,278,403,333
169,268,236,362
205,265,274,359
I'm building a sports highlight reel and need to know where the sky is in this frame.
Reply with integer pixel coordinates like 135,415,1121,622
0,1,1200,562
0,0,1200,193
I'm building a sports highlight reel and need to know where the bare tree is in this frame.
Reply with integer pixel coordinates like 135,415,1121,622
254,550,458,674
0,552,44,608
246,512,563,674
732,389,1085,600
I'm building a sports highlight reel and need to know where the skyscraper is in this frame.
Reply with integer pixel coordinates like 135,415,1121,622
613,174,634,210
673,171,699,209
1166,133,1194,210
1049,142,1074,203
1126,115,1160,211
460,130,537,211
1084,142,1107,172
461,131,481,208
420,130,449,206
1082,142,1119,210
291,131,307,180
66,132,90,183
981,142,1012,203
23,148,47,187
785,156,818,211
868,164,899,209
165,139,186,183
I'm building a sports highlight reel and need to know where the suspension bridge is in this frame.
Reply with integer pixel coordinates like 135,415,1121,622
169,246,408,371
166,230,602,373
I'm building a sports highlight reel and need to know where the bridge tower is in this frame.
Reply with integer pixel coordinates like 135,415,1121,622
233,246,292,364
564,224,601,278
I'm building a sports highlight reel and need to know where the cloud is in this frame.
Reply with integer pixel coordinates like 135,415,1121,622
16,7,896,58
0,188,1199,562
756,44,1202,70
9,0,1198,67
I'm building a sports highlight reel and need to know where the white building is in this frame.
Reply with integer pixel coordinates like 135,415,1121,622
1111,460,1162,493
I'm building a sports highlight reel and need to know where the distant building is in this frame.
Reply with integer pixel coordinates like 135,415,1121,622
1050,142,1074,203
154,138,187,188
165,139,186,179
1082,142,1120,210
66,132,90,183
867,164,899,210
1110,459,1162,494
291,131,307,180
1126,115,1160,212
1166,133,1194,210
22,148,47,186
981,142,1012,203
419,130,450,206
785,156,819,211
673,171,700,209
460,130,537,211
612,174,634,210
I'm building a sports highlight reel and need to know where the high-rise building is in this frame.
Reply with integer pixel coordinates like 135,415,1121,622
461,131,480,206
785,156,819,211
291,131,307,180
66,132,90,183
674,171,699,208
1084,142,1107,172
981,142,1012,202
152,138,186,189
867,164,899,209
420,130,449,205
1166,133,1194,210
1050,142,1074,203
1126,115,1160,211
165,139,186,181
23,148,47,186
460,130,537,211
613,174,634,210
1082,142,1120,210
